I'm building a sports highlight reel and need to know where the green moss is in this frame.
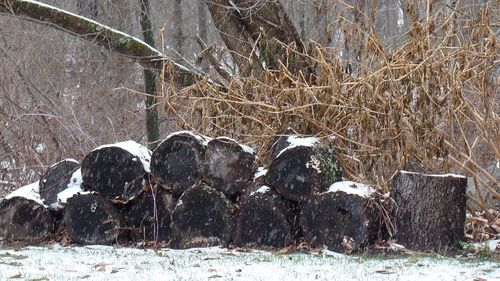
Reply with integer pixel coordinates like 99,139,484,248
316,145,342,185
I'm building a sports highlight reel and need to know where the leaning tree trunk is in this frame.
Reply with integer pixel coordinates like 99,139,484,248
233,185,293,249
63,193,125,245
39,159,80,209
81,140,151,204
170,183,233,249
203,137,257,199
267,136,342,202
126,184,174,243
0,196,55,243
391,171,467,252
300,181,379,253
151,131,209,196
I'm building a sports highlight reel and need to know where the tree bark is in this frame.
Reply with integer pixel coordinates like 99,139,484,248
0,0,203,88
0,197,55,242
204,0,263,77
300,182,379,253
170,183,233,249
267,137,342,202
203,137,257,199
63,193,125,245
391,171,467,252
39,159,80,209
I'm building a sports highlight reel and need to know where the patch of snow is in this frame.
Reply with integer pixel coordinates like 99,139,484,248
327,181,374,198
306,156,322,173
5,181,45,206
400,170,466,178
276,135,319,159
254,167,268,179
488,239,499,252
35,143,45,153
216,136,256,155
250,185,270,196
94,140,152,172
164,130,212,146
50,168,89,210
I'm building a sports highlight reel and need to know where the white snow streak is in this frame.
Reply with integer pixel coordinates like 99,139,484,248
5,181,45,206
250,185,270,196
94,140,152,172
400,170,466,178
164,131,212,146
276,135,319,159
327,181,374,198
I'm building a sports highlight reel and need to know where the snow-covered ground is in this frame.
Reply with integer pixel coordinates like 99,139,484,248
0,245,498,281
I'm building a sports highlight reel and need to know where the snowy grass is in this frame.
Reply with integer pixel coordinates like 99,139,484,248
0,245,498,281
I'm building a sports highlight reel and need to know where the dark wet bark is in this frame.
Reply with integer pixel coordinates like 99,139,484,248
63,193,125,245
81,146,147,203
151,132,207,196
126,185,174,242
170,183,233,249
267,141,342,202
300,189,379,253
39,159,80,208
391,172,467,252
234,187,292,248
0,197,55,242
203,137,257,198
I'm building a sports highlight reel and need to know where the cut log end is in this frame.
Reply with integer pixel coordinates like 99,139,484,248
63,193,125,245
170,183,232,249
204,137,257,197
82,146,147,203
234,188,292,248
300,190,378,253
151,132,207,196
0,197,55,242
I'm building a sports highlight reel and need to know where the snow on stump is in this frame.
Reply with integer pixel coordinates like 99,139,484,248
0,196,55,242
39,159,80,209
151,131,209,196
203,137,257,198
170,183,233,249
233,186,292,248
300,181,378,253
81,141,151,204
127,185,174,242
267,136,342,202
63,193,125,245
391,171,467,252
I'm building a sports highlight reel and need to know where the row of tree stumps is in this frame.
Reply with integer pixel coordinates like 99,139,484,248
0,131,467,254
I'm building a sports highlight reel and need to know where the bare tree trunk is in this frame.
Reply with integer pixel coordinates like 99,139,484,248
173,0,183,61
197,1,209,72
139,0,159,148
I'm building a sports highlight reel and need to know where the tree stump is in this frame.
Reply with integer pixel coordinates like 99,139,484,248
204,137,257,198
126,185,174,242
0,196,55,242
81,140,151,203
233,186,292,248
63,193,125,245
267,136,342,202
151,131,209,196
300,181,378,253
39,159,80,209
391,171,467,252
170,183,233,248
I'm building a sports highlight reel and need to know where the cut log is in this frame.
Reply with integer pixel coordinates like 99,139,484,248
300,181,378,253
81,140,151,203
267,136,342,202
63,193,125,245
204,137,257,198
151,131,209,196
391,171,467,252
0,196,55,242
170,183,233,249
126,185,174,242
39,159,80,209
233,186,292,248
